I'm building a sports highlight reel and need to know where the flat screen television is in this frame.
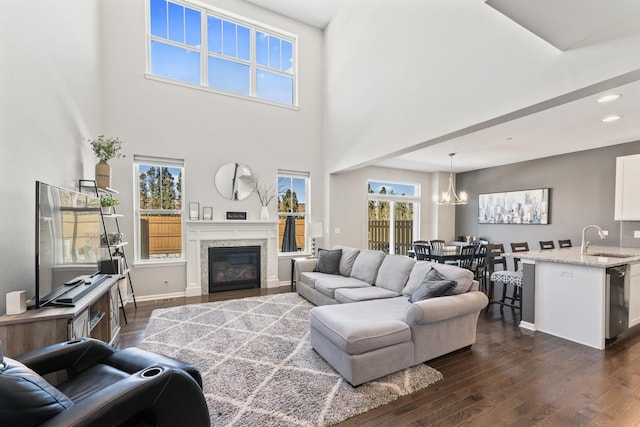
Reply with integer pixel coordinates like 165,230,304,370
34,181,102,308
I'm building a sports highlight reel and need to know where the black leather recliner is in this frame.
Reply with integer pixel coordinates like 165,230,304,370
0,338,210,427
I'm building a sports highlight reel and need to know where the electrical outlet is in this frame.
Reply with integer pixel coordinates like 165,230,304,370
334,228,341,234
602,230,608,236
634,230,640,238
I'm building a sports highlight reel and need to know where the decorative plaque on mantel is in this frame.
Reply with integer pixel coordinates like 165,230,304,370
226,211,247,220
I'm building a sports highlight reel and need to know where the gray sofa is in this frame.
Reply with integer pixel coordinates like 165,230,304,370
295,246,488,386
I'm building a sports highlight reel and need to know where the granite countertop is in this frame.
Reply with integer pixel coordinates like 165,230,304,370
508,245,640,268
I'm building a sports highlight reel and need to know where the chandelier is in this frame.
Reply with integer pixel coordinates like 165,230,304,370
434,153,468,205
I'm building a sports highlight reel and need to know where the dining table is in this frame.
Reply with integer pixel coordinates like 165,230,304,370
408,245,469,264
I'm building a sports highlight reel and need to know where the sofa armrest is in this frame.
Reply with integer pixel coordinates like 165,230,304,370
40,365,210,427
403,291,488,325
294,257,318,283
15,338,116,376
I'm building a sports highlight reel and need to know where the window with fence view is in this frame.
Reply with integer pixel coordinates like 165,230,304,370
136,157,184,261
368,181,419,256
278,172,309,253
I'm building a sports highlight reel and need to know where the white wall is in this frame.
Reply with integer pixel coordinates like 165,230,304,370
323,0,640,173
0,0,103,315
100,0,324,297
329,166,434,248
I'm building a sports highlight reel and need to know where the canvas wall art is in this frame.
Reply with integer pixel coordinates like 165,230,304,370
479,188,549,224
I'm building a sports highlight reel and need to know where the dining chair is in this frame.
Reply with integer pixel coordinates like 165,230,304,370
539,240,555,250
413,242,431,261
558,239,572,248
429,240,445,251
458,245,476,270
472,244,488,289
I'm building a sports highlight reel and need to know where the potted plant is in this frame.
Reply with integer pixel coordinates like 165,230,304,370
88,135,125,188
100,194,120,215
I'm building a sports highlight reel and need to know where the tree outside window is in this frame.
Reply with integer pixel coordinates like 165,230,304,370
278,174,308,253
368,181,418,255
136,160,184,261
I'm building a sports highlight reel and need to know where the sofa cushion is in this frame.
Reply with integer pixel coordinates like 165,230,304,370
408,275,457,302
334,246,360,276
315,249,342,274
350,250,386,285
309,298,412,355
334,287,400,304
403,261,474,297
375,254,416,293
299,272,329,289
315,276,371,299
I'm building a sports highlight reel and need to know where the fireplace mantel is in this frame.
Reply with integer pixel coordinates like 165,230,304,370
185,220,279,296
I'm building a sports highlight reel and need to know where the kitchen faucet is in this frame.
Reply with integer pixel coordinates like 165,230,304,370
581,225,606,254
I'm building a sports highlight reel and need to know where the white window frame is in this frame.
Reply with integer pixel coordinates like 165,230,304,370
367,180,421,255
278,170,310,255
145,0,298,107
133,155,186,265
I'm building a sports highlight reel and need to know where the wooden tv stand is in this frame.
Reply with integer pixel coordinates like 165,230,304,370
0,275,121,357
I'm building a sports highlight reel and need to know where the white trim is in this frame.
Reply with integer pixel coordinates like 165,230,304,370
519,320,536,331
133,158,186,264
134,291,187,302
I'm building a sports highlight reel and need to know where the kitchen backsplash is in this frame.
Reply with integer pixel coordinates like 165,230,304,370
620,221,640,248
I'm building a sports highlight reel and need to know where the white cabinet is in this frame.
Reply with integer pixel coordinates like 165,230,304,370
615,154,640,220
629,264,640,328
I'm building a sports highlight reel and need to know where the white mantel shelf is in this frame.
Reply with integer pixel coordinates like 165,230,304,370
185,220,279,297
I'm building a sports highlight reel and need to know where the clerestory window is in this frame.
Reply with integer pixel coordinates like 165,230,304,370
148,0,297,106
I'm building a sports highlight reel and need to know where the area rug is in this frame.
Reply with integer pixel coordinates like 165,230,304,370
140,293,443,426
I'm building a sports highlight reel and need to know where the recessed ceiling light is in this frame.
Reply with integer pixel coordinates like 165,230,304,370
602,115,622,123
597,93,621,103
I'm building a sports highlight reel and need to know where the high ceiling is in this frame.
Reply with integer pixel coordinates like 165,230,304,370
245,0,640,173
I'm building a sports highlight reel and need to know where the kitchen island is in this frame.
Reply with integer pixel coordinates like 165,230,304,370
514,246,640,350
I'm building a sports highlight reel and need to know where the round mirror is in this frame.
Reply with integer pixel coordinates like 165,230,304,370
215,163,253,200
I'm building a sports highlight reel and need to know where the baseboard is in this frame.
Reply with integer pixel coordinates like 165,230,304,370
133,291,186,302
519,320,536,331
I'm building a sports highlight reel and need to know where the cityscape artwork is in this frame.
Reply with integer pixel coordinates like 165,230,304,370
479,188,549,224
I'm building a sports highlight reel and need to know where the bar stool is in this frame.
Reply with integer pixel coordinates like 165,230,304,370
485,244,507,309
539,240,555,250
502,242,529,307
558,239,572,248
487,243,523,314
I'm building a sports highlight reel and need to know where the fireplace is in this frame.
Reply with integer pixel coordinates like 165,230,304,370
208,246,261,292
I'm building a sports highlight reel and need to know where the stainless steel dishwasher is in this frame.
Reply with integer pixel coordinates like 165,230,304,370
606,264,629,339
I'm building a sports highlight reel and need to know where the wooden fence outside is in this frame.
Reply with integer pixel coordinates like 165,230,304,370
368,220,413,255
278,218,306,252
140,216,182,257
138,217,413,256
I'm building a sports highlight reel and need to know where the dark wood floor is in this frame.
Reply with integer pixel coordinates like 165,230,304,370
119,287,640,426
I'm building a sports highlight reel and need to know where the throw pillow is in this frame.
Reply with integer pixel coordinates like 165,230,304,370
315,249,342,274
409,276,457,303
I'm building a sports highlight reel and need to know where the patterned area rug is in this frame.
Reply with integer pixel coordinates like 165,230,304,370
141,293,443,426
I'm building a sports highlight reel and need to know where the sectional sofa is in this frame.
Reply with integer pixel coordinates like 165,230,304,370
294,246,488,386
